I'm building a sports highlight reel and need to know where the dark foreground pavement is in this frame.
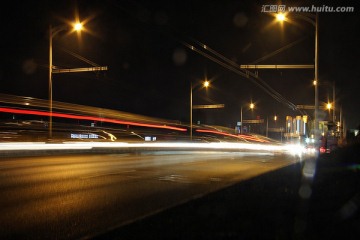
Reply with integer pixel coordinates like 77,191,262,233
91,143,360,240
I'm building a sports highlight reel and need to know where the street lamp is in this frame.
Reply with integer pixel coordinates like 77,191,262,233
240,102,255,134
321,81,336,123
48,22,83,139
266,115,278,138
190,80,210,140
326,103,332,110
326,102,332,121
276,12,319,142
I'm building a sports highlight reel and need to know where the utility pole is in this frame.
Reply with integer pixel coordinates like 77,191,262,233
266,117,268,137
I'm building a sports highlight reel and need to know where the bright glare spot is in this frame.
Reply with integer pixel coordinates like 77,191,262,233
204,80,210,88
285,144,304,156
250,103,255,109
74,23,83,31
276,13,286,22
355,130,359,136
327,103,332,109
313,80,317,86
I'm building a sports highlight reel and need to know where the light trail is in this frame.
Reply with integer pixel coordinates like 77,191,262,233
196,129,269,143
0,107,187,132
0,141,305,156
0,93,181,125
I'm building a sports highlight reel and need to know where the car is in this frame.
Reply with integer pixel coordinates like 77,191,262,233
319,131,339,154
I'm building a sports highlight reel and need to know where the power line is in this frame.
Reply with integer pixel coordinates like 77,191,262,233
109,0,306,115
183,42,304,114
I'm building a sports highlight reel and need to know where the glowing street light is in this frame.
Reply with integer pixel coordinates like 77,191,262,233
203,80,210,88
74,22,83,31
326,103,332,110
276,13,286,21
326,102,334,123
321,80,336,123
190,80,210,140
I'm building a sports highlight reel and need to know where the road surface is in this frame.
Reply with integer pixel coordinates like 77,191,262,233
0,150,301,239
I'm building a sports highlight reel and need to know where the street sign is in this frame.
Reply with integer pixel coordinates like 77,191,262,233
192,104,225,109
296,105,329,110
240,64,314,69
52,66,108,73
243,119,264,124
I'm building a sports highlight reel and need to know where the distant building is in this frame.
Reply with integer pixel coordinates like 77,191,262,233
284,115,308,141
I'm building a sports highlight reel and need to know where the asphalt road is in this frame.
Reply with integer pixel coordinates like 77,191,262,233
0,150,300,239
94,143,360,240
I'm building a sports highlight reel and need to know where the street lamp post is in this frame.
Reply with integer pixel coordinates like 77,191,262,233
240,103,254,134
48,22,107,140
240,106,242,134
48,23,84,139
327,103,332,121
314,13,319,142
190,81,193,140
49,25,53,139
266,117,269,137
322,81,336,123
265,115,277,138
276,12,319,142
190,80,209,140
332,81,335,123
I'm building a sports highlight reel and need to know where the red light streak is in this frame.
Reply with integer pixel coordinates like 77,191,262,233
0,107,187,132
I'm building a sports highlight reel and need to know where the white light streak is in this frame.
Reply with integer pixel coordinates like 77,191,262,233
0,141,303,156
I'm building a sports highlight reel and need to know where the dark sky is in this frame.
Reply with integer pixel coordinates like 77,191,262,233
2,0,360,129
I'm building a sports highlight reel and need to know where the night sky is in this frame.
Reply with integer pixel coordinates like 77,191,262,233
2,0,360,129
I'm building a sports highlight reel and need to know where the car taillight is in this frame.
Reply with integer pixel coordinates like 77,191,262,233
320,147,326,153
